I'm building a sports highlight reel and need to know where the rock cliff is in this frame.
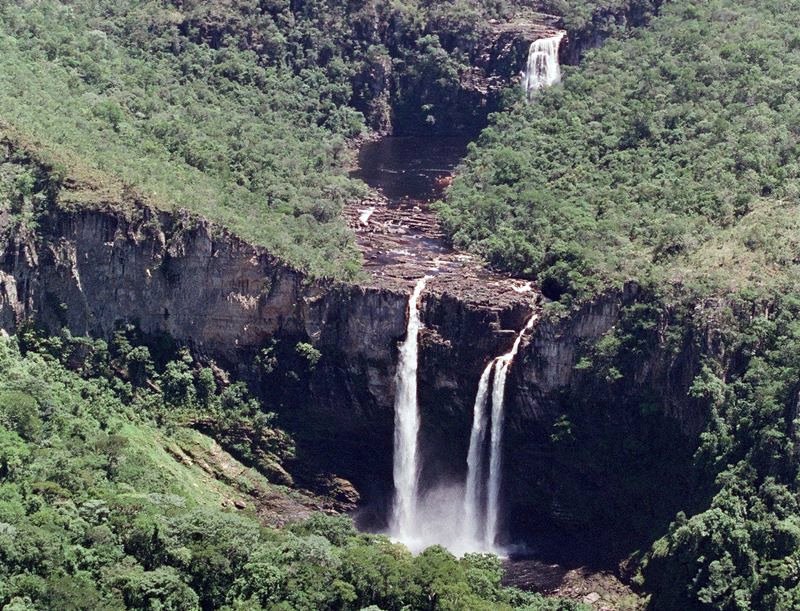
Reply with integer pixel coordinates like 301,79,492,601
0,141,536,518
0,200,703,557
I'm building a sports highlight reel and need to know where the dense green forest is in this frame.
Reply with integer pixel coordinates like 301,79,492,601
438,0,800,301
548,290,800,609
0,0,652,278
0,331,581,610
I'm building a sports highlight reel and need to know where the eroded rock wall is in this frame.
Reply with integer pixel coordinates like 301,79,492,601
0,202,535,507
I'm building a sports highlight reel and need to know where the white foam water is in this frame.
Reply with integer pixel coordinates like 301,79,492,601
523,33,566,99
389,277,430,542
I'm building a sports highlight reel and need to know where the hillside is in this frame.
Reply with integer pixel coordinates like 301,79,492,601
438,0,800,302
436,1,800,608
0,0,657,279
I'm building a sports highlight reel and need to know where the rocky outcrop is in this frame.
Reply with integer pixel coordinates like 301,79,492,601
368,0,664,136
350,13,565,136
558,0,664,66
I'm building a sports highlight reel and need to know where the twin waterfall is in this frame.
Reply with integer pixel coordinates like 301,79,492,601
522,32,565,99
387,34,558,555
389,277,537,554
481,313,539,549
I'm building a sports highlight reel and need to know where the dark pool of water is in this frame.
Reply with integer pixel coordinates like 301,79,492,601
350,136,471,201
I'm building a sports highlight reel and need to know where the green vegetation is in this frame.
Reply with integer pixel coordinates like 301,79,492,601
0,333,582,609
0,0,367,278
0,0,575,279
438,0,800,301
434,0,800,607
561,291,800,610
638,292,800,609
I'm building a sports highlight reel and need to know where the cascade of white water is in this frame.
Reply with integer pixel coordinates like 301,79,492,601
522,32,565,99
389,276,430,542
462,361,495,544
485,313,539,548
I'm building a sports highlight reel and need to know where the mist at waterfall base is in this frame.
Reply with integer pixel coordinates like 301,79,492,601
386,277,538,556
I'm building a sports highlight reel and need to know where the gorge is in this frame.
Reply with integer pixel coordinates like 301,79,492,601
6,0,797,608
0,8,681,587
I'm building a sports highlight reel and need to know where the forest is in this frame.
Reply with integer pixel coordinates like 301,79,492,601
435,0,800,607
438,0,800,302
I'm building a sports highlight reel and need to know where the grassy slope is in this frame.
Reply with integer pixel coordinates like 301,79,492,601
0,335,307,517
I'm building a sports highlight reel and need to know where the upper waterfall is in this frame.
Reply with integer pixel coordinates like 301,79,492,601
522,32,566,99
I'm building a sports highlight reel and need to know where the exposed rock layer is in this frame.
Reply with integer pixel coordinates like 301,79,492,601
0,192,536,506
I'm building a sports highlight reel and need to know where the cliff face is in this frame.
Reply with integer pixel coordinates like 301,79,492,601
0,200,705,554
499,289,708,559
0,202,534,506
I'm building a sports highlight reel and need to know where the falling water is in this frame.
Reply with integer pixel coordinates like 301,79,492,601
389,280,537,554
485,313,539,548
390,276,430,542
522,32,565,99
462,361,495,545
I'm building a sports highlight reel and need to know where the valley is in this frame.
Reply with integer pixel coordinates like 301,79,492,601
2,0,800,609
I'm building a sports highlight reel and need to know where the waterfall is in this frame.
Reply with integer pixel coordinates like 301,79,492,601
388,278,537,555
522,32,565,99
462,361,495,545
389,276,430,542
485,313,539,548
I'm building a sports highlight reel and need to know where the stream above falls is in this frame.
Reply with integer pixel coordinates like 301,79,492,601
350,136,470,201
346,135,535,306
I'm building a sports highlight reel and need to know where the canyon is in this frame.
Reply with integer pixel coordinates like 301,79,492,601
0,124,700,571
0,1,690,602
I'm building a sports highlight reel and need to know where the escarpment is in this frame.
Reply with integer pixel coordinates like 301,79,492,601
0,156,708,561
0,0,700,567
0,175,537,510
